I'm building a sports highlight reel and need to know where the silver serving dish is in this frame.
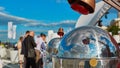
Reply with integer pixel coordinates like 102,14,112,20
47,38,61,61
53,26,120,68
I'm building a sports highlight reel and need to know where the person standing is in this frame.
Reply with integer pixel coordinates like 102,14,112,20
23,31,36,68
0,58,2,68
17,36,24,68
35,33,46,68
57,27,64,38
21,31,30,68
21,30,30,55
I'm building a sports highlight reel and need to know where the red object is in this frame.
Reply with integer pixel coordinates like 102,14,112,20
71,3,89,15
57,32,64,37
117,63,120,68
108,33,120,57
68,0,95,15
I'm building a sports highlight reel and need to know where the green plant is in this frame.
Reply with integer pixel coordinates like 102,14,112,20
107,25,120,35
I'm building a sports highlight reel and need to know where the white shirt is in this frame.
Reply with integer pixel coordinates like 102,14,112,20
35,37,46,57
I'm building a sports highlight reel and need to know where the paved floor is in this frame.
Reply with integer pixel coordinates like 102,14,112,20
3,63,19,68
1,59,53,68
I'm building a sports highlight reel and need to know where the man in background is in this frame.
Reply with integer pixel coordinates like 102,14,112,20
35,33,46,68
23,31,36,68
21,30,30,55
17,36,24,68
21,31,30,68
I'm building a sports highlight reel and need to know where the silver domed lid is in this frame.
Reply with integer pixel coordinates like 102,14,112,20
57,26,119,58
48,38,61,57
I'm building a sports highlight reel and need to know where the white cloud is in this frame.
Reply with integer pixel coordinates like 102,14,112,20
0,30,7,37
0,6,40,25
0,12,39,25
0,34,6,37
0,30,7,32
0,12,30,21
0,11,76,28
56,0,67,3
0,7,5,11
60,20,76,23
0,7,76,28
24,20,76,27
56,0,61,3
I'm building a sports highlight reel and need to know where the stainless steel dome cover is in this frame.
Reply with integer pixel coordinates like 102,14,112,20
57,26,119,58
47,38,61,59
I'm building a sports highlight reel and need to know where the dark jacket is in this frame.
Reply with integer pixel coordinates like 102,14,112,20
22,35,36,58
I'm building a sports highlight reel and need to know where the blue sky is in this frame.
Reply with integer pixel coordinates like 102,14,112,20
0,0,79,21
0,0,118,42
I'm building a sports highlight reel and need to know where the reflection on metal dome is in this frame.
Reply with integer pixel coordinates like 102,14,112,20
47,38,61,60
57,26,119,58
